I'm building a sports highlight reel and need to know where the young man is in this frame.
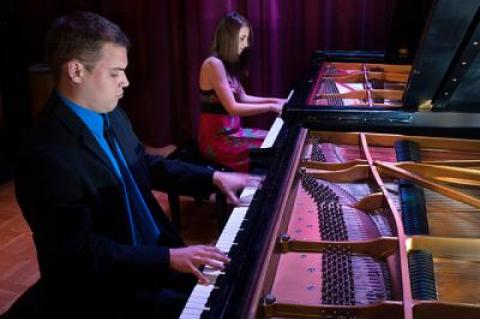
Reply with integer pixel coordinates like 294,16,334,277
14,11,257,318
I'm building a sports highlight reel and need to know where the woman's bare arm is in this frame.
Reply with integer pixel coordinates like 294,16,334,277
201,57,283,116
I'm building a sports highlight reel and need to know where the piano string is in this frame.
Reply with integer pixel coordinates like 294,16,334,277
308,62,411,108
182,130,480,318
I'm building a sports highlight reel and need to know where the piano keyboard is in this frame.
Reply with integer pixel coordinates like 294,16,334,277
180,105,287,318
261,117,284,148
181,206,248,318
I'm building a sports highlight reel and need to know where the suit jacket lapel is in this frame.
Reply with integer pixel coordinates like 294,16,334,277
50,95,115,172
47,94,185,246
107,109,185,246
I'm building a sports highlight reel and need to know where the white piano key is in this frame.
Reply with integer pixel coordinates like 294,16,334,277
239,186,257,207
216,235,235,246
184,296,209,307
184,290,213,310
184,302,209,311
185,286,213,301
179,313,200,319
261,117,284,148
203,266,223,276
193,284,215,293
204,269,224,284
183,305,207,313
286,89,294,102
184,292,206,303
180,192,252,318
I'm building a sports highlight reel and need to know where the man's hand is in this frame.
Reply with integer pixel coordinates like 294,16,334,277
212,172,263,205
169,245,229,285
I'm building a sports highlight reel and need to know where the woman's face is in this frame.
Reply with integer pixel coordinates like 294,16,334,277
238,26,250,55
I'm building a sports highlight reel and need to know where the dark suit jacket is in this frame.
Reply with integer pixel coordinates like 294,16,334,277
14,93,214,317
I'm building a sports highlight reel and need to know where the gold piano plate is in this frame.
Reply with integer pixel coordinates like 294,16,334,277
307,62,412,108
255,131,480,319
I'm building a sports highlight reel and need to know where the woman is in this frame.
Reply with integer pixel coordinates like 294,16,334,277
198,11,286,172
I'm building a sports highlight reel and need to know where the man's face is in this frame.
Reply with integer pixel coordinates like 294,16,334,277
80,42,129,113
238,26,250,55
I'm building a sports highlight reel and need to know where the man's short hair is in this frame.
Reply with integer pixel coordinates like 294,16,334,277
45,11,130,79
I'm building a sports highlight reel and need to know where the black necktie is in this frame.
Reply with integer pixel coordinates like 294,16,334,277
102,114,160,245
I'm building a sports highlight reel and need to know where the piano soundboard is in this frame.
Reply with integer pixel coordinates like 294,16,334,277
182,127,480,319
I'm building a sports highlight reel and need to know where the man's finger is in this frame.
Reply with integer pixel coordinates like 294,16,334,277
203,258,228,270
205,251,230,263
193,249,230,265
193,256,226,270
247,176,263,188
225,189,239,205
202,245,224,255
195,248,230,263
191,265,210,285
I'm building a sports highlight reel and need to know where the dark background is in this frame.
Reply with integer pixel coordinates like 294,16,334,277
0,0,432,182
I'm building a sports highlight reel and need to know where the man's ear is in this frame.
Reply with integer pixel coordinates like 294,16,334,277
66,60,85,84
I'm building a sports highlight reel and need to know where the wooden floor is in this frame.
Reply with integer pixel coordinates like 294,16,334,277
0,180,221,315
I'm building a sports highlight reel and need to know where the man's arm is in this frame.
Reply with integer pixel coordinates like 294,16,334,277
15,150,173,290
144,152,215,198
116,107,261,204
145,153,262,205
114,107,216,198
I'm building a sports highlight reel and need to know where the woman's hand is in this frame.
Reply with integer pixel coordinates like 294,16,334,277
270,99,286,114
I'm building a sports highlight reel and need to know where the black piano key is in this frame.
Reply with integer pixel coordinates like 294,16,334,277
204,286,222,309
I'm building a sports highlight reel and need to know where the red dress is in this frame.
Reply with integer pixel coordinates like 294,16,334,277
198,77,267,172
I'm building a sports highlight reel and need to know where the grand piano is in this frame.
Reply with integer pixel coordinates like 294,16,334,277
181,1,480,318
285,0,480,138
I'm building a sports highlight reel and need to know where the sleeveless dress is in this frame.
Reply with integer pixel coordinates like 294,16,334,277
198,77,267,172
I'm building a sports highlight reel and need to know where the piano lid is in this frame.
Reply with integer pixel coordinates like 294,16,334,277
404,0,480,111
